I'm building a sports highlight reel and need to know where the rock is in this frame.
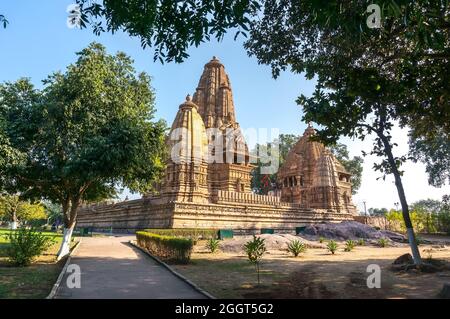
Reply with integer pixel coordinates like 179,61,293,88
302,221,405,242
439,283,450,299
393,253,414,265
219,233,325,253
380,230,406,242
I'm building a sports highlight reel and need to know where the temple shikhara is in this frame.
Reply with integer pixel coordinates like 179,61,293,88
77,57,356,232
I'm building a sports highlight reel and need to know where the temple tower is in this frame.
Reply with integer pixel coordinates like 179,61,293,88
160,95,209,203
193,56,237,129
193,57,253,194
277,124,356,214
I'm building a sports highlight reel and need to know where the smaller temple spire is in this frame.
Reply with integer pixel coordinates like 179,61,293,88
304,122,316,136
179,94,198,110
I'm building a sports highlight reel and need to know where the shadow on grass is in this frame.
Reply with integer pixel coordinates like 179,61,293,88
0,242,10,258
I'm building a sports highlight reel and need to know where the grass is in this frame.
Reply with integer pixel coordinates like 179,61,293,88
0,228,78,299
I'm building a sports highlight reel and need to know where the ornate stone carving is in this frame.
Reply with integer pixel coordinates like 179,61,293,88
277,125,356,214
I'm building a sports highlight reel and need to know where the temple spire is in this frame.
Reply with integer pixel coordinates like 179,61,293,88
192,56,237,129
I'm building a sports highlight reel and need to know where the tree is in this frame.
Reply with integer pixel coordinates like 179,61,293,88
0,114,22,191
76,0,261,63
0,195,46,228
43,201,63,226
244,1,450,265
368,207,388,217
410,199,442,215
329,143,364,194
409,127,450,188
251,134,298,194
439,195,450,234
244,235,266,285
0,14,7,28
1,43,167,259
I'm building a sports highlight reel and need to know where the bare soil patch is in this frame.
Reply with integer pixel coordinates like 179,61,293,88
175,240,450,299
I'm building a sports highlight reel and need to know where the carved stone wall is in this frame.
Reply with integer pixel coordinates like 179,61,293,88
77,199,354,233
277,124,356,215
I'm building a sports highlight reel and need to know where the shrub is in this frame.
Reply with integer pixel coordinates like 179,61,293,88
4,228,55,266
344,240,356,252
357,238,365,246
136,231,193,264
244,235,266,285
319,236,326,243
437,209,450,234
206,238,220,253
287,240,307,257
377,237,389,247
327,240,338,254
143,228,217,241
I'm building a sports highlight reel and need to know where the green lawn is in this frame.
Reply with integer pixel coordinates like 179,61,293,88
0,228,77,299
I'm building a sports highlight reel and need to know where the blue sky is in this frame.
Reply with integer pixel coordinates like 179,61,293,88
1,1,448,211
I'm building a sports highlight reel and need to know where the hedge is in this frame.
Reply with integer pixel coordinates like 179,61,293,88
143,228,217,240
136,231,193,264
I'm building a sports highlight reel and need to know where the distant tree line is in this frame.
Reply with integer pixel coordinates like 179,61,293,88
368,196,450,234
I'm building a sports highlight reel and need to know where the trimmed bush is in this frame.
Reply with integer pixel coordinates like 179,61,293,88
3,228,55,266
143,228,217,240
136,231,193,264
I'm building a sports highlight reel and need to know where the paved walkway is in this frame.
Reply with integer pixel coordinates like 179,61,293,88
55,236,206,299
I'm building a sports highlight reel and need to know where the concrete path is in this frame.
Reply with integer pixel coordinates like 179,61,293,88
55,236,206,299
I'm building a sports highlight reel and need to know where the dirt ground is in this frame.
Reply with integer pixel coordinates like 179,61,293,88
173,240,450,299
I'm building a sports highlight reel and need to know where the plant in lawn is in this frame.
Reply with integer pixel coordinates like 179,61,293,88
327,240,338,255
206,238,220,253
378,238,389,248
244,235,266,285
287,240,307,257
4,228,55,266
344,240,355,252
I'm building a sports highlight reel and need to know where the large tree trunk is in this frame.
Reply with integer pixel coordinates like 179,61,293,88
56,198,79,260
379,133,422,265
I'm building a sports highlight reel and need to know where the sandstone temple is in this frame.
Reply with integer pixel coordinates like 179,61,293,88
77,57,356,232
